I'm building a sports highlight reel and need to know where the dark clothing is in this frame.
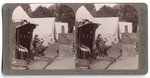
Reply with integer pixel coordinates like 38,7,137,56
32,38,43,54
95,37,104,48
32,38,47,57
95,37,109,57
32,38,41,48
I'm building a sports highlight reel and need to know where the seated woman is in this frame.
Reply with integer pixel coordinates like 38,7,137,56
32,35,43,48
95,34,105,48
95,34,108,57
32,34,44,57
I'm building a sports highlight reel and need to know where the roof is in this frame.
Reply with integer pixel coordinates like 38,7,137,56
16,22,38,29
12,6,31,22
78,22,100,29
76,6,95,22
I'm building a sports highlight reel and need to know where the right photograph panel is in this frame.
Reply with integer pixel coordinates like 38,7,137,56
76,4,139,69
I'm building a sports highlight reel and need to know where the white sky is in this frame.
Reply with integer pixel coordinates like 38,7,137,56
29,4,55,11
94,4,117,11
29,4,117,12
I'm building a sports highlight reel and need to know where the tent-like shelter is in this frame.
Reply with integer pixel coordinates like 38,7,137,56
76,6,120,43
30,19,69,43
76,6,95,22
119,22,133,39
13,6,69,44
76,6,133,43
94,17,119,43
30,18,55,43
55,22,68,40
12,6,30,22
119,22,132,33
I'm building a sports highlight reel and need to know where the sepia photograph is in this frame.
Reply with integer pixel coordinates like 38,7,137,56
2,3,148,75
12,4,75,70
76,4,139,69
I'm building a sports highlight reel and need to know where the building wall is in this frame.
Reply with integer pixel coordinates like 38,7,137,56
122,33,138,57
58,33,75,45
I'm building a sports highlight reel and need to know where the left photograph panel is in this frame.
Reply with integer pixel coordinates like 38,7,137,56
12,4,75,70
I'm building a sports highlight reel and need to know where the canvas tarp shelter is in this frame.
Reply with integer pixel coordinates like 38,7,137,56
119,22,132,33
94,17,120,43
12,6,69,44
30,18,69,43
30,18,55,43
12,6,30,22
76,6,95,22
119,22,133,39
76,6,120,43
55,22,68,40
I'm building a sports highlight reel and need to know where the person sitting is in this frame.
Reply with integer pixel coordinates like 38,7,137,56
95,34,105,48
32,34,44,57
32,35,43,48
95,34,108,57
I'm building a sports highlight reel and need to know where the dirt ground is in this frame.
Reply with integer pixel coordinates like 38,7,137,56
108,55,138,69
45,55,75,69
45,44,75,69
28,43,75,69
77,42,138,70
89,54,138,69
12,42,138,70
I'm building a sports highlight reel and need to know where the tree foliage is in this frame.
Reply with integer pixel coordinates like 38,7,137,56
52,4,75,33
96,5,117,17
32,6,54,17
21,4,138,33
113,4,138,33
88,4,138,33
